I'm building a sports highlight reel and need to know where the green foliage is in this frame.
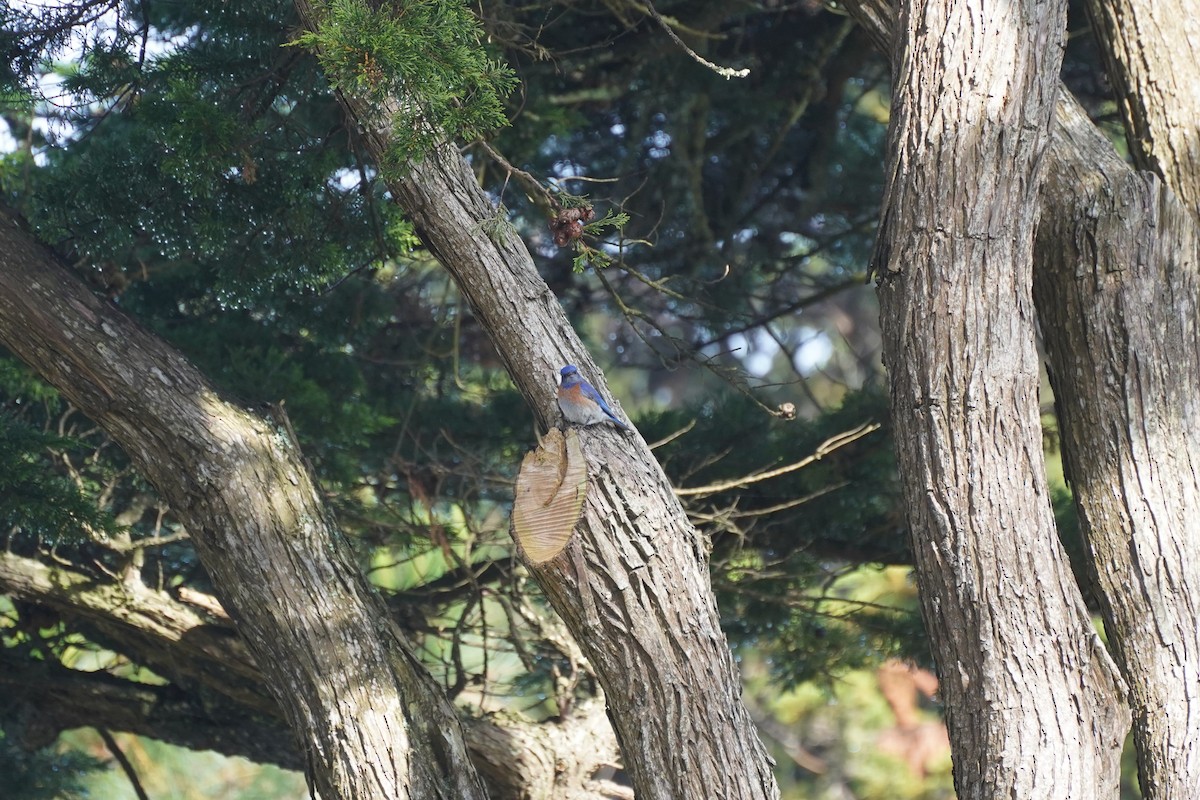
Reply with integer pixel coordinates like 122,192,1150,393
0,407,119,545
5,0,412,302
639,387,919,686
293,0,516,166
571,209,632,272
0,727,104,800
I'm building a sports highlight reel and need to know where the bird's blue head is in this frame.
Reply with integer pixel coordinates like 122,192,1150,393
558,365,579,384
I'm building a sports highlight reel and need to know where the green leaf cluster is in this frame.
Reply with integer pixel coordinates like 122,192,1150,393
294,0,516,166
0,363,118,545
0,727,103,800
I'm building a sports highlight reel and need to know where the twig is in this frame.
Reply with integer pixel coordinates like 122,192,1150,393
475,139,556,213
648,418,696,450
97,728,151,800
644,1,749,79
676,421,881,497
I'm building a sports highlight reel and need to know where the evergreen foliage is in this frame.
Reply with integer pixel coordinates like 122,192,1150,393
0,362,118,544
293,0,516,167
0,727,103,800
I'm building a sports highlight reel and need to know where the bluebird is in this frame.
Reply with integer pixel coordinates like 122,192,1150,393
556,365,631,431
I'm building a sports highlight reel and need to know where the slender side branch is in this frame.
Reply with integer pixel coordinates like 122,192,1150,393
676,422,880,496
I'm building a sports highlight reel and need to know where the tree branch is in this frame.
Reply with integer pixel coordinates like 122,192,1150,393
290,0,781,792
0,206,488,800
0,549,626,798
96,728,152,800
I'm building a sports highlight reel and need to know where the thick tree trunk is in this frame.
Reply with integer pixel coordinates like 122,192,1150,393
361,132,778,800
1034,96,1200,800
846,0,1200,796
0,210,488,800
1044,3,1200,794
1084,0,1200,212
391,149,779,800
289,4,780,798
871,1,1128,797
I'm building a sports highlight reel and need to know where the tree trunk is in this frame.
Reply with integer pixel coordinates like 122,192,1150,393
844,1,1200,796
1084,0,1200,212
289,4,781,797
0,209,488,800
870,1,1128,797
1034,95,1200,800
1041,2,1200,793
392,148,780,800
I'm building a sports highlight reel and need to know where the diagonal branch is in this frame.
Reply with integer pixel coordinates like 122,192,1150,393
290,2,781,795
0,206,487,800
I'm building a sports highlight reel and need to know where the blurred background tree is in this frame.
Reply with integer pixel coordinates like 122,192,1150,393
0,0,1123,797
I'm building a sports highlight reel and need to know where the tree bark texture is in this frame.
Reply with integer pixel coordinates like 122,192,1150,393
0,210,488,800
845,1,1200,796
1084,0,1200,212
289,4,781,796
872,1,1128,798
0,551,629,800
1034,96,1200,800
0,551,269,714
0,647,302,770
366,134,777,800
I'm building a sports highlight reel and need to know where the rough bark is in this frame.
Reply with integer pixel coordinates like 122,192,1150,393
0,494,629,798
870,1,1128,797
289,3,780,798
847,1,1200,796
0,651,628,800
368,135,776,800
846,1,1200,796
1034,96,1200,799
0,209,489,800
463,700,632,800
0,552,268,712
1084,0,1200,212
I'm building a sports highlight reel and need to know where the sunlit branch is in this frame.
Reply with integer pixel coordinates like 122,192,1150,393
676,421,881,497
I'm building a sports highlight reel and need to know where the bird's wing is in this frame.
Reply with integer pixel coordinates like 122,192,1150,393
579,381,606,405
